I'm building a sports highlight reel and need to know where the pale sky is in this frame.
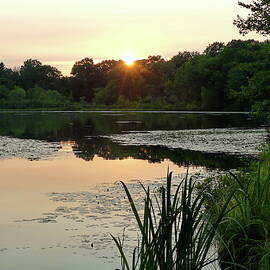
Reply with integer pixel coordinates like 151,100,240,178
0,0,264,74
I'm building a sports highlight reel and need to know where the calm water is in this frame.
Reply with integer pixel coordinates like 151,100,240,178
0,111,267,270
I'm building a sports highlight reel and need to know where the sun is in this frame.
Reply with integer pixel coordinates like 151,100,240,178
121,52,136,66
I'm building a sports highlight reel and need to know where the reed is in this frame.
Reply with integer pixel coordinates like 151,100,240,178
216,169,270,269
111,170,234,270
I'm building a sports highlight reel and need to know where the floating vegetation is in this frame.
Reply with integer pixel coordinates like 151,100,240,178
0,136,60,160
104,128,267,156
12,169,224,264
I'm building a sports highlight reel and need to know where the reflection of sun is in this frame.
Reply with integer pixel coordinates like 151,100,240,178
59,141,76,152
121,52,136,66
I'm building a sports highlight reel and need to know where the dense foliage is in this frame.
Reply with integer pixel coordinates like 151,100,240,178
199,147,270,269
0,39,269,111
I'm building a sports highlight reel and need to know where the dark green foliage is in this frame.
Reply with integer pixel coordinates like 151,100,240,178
0,39,269,112
234,0,270,36
93,86,118,105
171,51,200,69
20,59,62,90
0,85,71,109
204,42,225,56
200,147,270,269
26,87,64,108
172,54,227,110
70,58,104,102
7,86,26,108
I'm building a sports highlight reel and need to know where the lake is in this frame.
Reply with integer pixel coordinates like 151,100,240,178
0,111,267,270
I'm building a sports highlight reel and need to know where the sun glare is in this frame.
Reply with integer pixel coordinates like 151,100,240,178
121,52,136,66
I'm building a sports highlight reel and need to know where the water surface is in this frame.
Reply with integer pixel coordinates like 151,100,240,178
0,111,267,270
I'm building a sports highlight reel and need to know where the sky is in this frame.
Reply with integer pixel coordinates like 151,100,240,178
0,0,264,75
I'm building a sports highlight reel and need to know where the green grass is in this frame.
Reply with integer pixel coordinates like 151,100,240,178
112,170,234,270
200,146,270,269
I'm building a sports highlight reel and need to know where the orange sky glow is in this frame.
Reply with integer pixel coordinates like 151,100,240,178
1,0,264,75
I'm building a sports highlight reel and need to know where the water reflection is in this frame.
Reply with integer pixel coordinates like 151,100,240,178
0,111,263,168
59,141,77,152
0,111,261,140
73,137,251,169
0,111,266,270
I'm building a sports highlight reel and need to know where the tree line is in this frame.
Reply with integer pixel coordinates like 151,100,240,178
0,39,269,111
0,0,269,111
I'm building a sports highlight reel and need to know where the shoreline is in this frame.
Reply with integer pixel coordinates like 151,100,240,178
0,109,251,114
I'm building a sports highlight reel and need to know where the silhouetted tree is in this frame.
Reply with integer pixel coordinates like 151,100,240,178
0,62,5,74
0,62,17,88
95,60,118,87
171,51,200,69
20,59,62,89
146,55,165,66
20,59,42,89
234,0,270,35
70,58,104,102
106,61,146,100
204,42,225,56
96,59,117,73
0,39,270,112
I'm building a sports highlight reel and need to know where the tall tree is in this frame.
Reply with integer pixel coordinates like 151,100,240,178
0,62,5,75
234,0,270,35
20,59,62,89
70,58,103,102
0,62,18,89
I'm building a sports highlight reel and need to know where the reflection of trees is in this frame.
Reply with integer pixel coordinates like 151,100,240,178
0,112,261,140
73,137,250,169
0,112,261,168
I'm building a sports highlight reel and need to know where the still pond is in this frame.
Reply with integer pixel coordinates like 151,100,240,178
0,111,267,270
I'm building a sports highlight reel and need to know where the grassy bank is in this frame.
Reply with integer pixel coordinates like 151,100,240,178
112,146,270,269
112,171,234,270
200,146,270,269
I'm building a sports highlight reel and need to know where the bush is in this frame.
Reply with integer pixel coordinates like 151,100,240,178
201,146,270,269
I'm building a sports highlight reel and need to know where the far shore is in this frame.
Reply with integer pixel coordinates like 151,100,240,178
0,108,251,114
